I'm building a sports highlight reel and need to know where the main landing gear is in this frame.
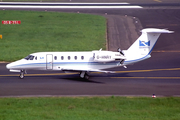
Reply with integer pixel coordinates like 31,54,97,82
80,71,90,80
19,70,26,79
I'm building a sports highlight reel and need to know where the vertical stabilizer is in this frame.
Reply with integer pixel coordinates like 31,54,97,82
125,28,173,64
127,28,173,56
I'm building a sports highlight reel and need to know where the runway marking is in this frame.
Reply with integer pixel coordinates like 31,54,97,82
0,5,142,9
0,68,180,77
0,2,142,9
111,77,180,79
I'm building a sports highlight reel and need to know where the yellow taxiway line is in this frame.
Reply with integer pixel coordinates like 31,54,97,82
0,72,77,77
0,68,180,78
115,68,180,74
153,0,162,2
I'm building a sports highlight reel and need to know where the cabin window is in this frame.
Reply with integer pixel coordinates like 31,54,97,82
24,55,35,60
24,55,31,60
54,56,57,60
61,56,64,60
29,56,34,60
81,56,84,60
35,56,37,60
68,56,70,60
74,56,77,60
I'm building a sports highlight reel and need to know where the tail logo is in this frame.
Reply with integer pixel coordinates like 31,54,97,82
139,40,150,48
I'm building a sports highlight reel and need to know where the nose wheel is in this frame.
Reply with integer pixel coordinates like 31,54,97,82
19,73,24,79
19,70,26,79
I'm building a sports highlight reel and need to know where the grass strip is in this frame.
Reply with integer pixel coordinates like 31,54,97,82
0,97,180,120
0,10,106,61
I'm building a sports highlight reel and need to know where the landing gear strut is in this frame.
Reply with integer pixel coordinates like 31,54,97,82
84,73,89,80
19,70,26,79
80,71,89,80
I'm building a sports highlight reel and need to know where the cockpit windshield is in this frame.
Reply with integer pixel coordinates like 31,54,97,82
24,55,35,60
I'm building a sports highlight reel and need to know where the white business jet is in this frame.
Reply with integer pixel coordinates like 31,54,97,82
6,28,173,79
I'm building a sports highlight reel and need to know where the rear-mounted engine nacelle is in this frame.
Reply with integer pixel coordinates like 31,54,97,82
94,54,115,62
93,51,126,62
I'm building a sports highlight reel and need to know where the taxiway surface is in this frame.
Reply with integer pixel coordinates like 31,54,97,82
0,1,180,97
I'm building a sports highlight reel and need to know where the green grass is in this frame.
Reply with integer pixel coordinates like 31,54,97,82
0,10,106,61
0,97,180,120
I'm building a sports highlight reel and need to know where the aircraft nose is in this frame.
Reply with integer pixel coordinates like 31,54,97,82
6,60,25,70
6,63,12,69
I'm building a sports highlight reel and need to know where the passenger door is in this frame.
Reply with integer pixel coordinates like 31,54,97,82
46,54,53,70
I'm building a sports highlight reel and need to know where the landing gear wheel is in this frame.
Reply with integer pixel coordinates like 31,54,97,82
80,72,90,80
19,73,24,79
84,74,89,80
19,70,25,79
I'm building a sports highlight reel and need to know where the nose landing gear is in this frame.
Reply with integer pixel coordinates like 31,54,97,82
19,70,26,79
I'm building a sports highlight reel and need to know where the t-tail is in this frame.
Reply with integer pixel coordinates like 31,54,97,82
124,28,174,65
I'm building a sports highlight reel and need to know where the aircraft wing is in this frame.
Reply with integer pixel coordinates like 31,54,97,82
61,67,115,73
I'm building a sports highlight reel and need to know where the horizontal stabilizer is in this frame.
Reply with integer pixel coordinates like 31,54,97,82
141,28,174,33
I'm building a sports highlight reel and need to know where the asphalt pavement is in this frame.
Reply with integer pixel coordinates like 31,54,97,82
0,1,180,97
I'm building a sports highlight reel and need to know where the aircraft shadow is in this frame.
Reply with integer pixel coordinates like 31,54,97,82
64,77,104,84
52,74,103,83
91,72,131,78
55,72,132,83
3,72,132,83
